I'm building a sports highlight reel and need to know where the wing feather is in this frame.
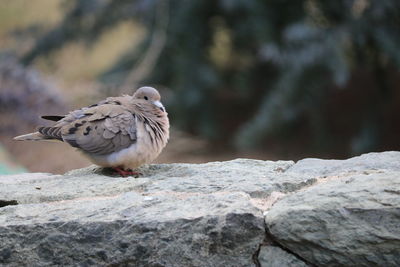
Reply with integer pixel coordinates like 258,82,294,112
60,105,137,155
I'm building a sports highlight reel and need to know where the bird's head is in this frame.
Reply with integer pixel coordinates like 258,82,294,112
133,86,165,112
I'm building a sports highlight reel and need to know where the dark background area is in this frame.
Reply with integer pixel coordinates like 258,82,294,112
0,0,399,173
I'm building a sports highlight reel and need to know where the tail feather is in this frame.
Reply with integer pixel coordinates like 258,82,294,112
13,132,51,141
38,126,63,140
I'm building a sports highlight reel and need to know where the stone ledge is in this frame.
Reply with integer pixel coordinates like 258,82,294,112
0,151,399,266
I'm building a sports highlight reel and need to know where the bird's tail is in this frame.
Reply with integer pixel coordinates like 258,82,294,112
13,132,49,141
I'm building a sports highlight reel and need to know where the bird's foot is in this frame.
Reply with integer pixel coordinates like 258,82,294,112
112,167,141,178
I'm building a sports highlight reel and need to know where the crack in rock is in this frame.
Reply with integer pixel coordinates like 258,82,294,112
0,200,18,208
252,241,262,267
250,191,286,212
263,222,316,266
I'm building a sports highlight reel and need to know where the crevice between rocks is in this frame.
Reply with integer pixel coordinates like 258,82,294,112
255,219,317,267
0,200,18,208
252,241,262,267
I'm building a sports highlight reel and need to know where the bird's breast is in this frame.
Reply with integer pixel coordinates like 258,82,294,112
104,119,167,169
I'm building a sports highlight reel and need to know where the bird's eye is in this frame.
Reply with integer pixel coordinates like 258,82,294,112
144,96,148,100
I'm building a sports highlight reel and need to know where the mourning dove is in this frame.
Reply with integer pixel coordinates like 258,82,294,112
14,87,170,176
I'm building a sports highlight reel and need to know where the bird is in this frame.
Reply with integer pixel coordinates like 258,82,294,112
14,86,169,177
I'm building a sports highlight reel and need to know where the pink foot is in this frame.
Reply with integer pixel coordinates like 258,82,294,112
112,167,141,177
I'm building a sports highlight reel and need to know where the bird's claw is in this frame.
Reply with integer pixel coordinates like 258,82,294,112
112,167,141,177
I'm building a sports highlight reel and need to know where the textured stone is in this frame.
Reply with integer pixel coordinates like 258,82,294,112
0,199,264,266
286,151,400,177
0,159,312,266
265,170,400,266
258,246,309,267
0,159,316,205
1,152,400,266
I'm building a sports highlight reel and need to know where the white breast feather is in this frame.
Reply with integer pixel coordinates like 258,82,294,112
104,119,161,169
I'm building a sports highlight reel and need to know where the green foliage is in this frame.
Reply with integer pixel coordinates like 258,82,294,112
20,0,400,155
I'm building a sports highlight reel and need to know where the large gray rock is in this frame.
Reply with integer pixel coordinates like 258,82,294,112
1,152,399,266
266,159,400,266
0,159,313,266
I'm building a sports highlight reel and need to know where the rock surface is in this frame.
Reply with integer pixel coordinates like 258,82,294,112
266,152,400,266
0,152,399,266
258,245,308,267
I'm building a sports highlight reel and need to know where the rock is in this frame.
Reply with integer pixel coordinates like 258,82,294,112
286,151,400,177
0,159,315,205
0,196,264,266
1,152,400,266
258,246,309,267
265,152,400,266
0,159,313,266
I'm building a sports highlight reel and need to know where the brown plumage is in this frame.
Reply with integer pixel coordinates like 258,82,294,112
14,87,169,175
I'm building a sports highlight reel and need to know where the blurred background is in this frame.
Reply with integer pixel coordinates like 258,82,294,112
0,0,399,174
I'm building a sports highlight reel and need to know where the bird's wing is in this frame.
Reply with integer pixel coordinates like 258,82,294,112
41,95,134,125
39,104,137,155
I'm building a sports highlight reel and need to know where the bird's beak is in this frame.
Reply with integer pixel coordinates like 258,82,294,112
153,100,165,112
